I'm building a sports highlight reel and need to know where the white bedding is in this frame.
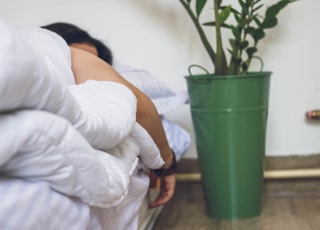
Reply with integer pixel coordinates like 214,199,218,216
0,18,164,230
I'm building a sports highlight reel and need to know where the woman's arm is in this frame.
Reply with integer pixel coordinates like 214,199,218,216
70,47,175,207
70,47,173,167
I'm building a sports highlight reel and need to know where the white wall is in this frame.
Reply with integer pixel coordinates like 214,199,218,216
1,0,319,158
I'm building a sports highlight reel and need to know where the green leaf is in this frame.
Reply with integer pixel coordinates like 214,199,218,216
231,56,242,64
253,0,262,4
234,12,246,28
253,17,262,27
238,0,247,9
252,4,263,13
252,0,262,9
186,0,192,4
219,5,231,23
203,21,215,26
231,25,241,40
242,62,249,72
239,41,249,49
196,0,207,17
245,26,256,34
251,29,265,42
229,38,236,50
261,17,278,29
246,47,258,57
266,0,291,18
228,6,240,15
203,21,231,28
238,0,249,14
261,0,296,29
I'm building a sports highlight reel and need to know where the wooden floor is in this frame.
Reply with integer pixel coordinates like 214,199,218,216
152,181,320,230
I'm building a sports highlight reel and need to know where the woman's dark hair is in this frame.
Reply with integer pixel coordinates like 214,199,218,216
41,22,113,65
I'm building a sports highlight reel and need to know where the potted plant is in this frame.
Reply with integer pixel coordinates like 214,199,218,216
178,0,296,220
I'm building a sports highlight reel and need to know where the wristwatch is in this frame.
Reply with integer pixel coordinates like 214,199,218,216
153,151,177,177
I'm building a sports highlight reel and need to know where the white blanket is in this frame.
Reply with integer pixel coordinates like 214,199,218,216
0,18,164,229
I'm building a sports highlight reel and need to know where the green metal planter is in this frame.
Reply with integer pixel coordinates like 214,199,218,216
185,71,271,220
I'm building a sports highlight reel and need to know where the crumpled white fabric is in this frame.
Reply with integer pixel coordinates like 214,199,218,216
0,110,138,207
0,17,164,209
68,80,137,150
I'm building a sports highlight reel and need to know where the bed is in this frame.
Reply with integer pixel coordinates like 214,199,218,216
0,18,190,230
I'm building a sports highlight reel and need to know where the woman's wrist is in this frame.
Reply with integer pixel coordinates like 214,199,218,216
153,150,177,177
163,148,175,168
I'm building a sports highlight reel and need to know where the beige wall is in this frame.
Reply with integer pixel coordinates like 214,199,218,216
1,0,319,157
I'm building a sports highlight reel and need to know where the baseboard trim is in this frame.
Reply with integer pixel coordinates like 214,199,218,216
176,154,320,181
176,154,320,194
176,169,320,182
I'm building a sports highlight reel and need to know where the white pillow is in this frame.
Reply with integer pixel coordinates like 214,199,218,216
113,62,175,99
113,62,189,115
161,117,191,160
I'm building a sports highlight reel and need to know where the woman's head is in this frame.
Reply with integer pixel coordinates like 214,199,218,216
41,22,113,64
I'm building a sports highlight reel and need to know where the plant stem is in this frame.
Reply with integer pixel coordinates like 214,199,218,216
213,0,228,75
179,0,216,69
240,1,255,74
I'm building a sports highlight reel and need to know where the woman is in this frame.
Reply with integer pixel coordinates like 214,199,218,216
41,22,113,64
42,22,177,208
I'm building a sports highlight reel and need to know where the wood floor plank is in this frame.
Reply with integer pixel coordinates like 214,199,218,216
153,181,320,230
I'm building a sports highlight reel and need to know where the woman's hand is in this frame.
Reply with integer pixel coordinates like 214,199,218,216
148,171,176,208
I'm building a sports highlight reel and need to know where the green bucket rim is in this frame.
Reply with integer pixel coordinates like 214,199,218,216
185,64,272,83
185,71,272,84
185,71,272,80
